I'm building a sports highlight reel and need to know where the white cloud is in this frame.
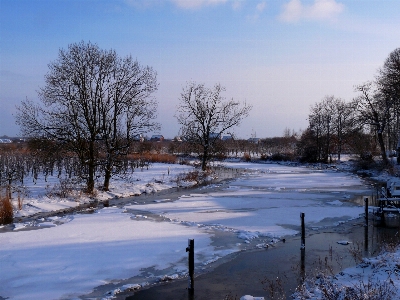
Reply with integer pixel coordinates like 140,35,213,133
170,0,227,9
279,0,344,23
246,1,267,21
279,0,303,22
256,1,267,13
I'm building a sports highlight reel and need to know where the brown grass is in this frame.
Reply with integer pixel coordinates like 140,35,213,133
0,193,14,225
242,153,251,162
127,152,177,164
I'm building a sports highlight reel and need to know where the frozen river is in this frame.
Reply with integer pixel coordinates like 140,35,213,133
0,162,373,300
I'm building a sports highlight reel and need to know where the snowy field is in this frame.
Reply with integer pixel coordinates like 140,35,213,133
0,161,395,299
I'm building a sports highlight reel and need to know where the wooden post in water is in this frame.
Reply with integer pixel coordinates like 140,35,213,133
300,247,305,282
186,239,194,295
364,225,369,254
300,212,305,249
364,197,369,226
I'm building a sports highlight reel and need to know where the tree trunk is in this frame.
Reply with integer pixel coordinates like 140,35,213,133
103,161,112,191
7,182,12,199
202,146,208,171
337,140,342,161
87,141,95,194
87,163,95,194
377,131,388,163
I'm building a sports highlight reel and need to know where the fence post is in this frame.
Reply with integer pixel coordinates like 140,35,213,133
186,239,194,294
300,212,305,249
300,247,305,282
364,197,369,226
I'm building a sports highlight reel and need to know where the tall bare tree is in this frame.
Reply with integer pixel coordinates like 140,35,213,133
304,95,356,162
378,48,400,158
353,82,391,164
97,53,159,191
176,82,252,170
16,41,158,193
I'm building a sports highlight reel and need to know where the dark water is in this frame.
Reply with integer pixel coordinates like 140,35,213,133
121,220,400,300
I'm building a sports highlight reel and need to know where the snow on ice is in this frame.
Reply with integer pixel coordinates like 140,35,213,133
0,161,386,299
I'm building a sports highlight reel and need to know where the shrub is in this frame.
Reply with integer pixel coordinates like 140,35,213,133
0,193,13,225
242,153,251,162
176,169,213,185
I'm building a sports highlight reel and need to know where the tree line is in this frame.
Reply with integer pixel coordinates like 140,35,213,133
14,41,251,194
10,40,400,195
298,48,400,164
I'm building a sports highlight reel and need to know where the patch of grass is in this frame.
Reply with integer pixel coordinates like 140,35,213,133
127,153,177,164
261,274,287,300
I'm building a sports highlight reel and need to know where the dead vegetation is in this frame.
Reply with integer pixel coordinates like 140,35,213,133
0,192,13,225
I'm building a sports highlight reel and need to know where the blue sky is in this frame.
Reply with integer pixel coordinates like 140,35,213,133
1,0,399,138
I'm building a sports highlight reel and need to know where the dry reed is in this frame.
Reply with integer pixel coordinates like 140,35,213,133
0,193,13,225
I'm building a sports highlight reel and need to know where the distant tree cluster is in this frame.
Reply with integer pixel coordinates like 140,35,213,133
298,48,400,164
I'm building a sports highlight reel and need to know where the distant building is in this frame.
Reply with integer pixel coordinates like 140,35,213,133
209,132,221,140
248,137,260,144
0,139,12,144
133,134,144,142
222,135,233,141
150,135,164,142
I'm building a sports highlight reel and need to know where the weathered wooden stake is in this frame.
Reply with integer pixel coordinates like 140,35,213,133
300,212,305,249
364,225,369,253
364,197,369,226
186,239,194,294
300,248,305,282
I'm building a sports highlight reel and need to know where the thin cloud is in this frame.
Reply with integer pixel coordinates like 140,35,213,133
232,0,243,11
279,0,344,23
246,1,267,21
256,1,266,13
170,0,227,9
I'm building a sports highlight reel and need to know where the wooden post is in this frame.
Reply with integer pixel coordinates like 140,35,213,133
300,248,305,282
300,212,305,249
186,239,194,294
364,197,369,226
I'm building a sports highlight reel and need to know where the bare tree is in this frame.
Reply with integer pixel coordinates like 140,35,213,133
308,97,332,162
97,53,159,191
378,48,400,159
304,96,357,162
0,146,25,199
176,82,252,170
16,41,158,193
353,82,391,163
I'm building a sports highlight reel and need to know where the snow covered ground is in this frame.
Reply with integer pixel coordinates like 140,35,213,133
292,246,400,299
0,161,388,299
13,163,196,218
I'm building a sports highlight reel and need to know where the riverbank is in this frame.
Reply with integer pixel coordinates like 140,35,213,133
1,165,243,233
123,218,400,300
